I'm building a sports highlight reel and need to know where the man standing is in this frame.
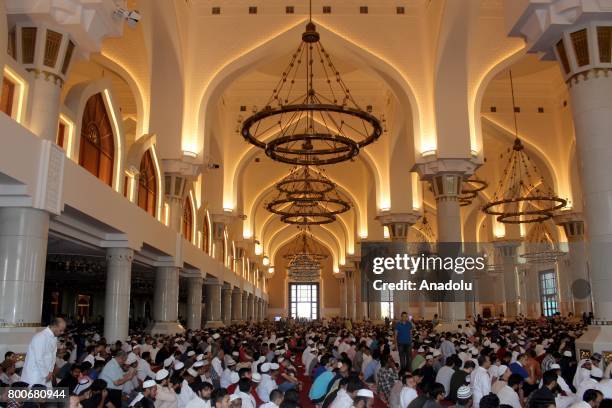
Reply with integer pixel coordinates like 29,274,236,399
472,355,491,408
21,317,66,387
395,312,413,371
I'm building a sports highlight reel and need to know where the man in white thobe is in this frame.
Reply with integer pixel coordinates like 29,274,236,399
21,318,66,387
472,356,492,408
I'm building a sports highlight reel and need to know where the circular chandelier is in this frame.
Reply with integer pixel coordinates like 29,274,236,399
520,222,566,264
266,166,350,225
459,178,488,207
482,70,566,223
285,229,327,281
240,19,383,165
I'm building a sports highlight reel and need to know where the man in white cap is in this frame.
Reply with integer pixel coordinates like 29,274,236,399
21,317,66,387
185,382,213,408
138,352,157,382
155,368,178,408
257,362,279,402
400,373,418,408
142,379,158,408
456,385,473,408
211,349,224,388
352,389,374,408
577,366,603,401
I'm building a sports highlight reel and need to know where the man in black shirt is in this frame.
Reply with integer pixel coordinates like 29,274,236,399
448,361,475,402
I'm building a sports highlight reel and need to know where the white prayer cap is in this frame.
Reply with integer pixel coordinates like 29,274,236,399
212,333,220,340
132,344,141,350
227,358,236,366
252,372,261,383
232,351,239,357
563,350,572,357
143,380,156,389
433,350,441,357
155,369,169,381
270,363,280,370
261,362,271,372
196,354,204,361
498,365,508,377
278,357,285,363
356,389,374,399
174,361,185,370
229,395,241,402
187,351,195,357
129,393,144,407
258,356,266,363
187,368,198,377
591,367,604,378
417,347,425,353
126,353,138,365
193,360,204,368
425,354,433,360
551,363,561,370
163,357,174,367
457,385,472,399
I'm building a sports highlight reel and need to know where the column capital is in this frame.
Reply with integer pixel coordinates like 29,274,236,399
106,247,134,263
554,211,585,241
375,211,421,241
6,0,123,56
411,157,479,180
493,239,522,257
204,278,222,286
232,287,242,294
506,1,612,84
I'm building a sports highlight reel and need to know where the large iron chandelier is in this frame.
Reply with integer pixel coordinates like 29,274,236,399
240,17,383,165
520,222,566,264
458,177,488,207
285,228,327,281
266,166,350,225
482,70,566,223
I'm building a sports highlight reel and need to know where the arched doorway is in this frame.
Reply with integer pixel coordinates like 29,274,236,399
79,93,114,186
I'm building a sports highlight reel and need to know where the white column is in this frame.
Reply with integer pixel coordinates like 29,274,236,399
221,286,232,325
232,288,243,323
204,281,223,327
433,173,466,323
495,241,520,318
555,213,589,315
247,294,255,321
339,277,347,318
150,266,184,334
104,247,133,342
242,291,249,321
0,4,7,73
345,269,355,320
186,276,203,330
0,208,49,325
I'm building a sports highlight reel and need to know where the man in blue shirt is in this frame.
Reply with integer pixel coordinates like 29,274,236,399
395,312,414,371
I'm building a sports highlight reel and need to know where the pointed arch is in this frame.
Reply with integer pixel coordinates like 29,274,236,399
137,149,157,217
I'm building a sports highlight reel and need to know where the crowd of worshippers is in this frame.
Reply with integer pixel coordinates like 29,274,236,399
1,314,612,408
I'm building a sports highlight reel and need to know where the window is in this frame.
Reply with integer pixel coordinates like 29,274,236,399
322,6,331,13
249,6,257,14
212,6,220,15
57,121,66,148
138,150,157,217
79,93,115,186
380,289,394,319
1,76,15,117
286,6,294,14
360,6,368,14
182,197,193,242
539,269,559,317
289,283,319,320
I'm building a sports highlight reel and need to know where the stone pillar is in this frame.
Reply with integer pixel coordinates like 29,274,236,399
232,288,243,323
150,266,184,334
413,159,478,330
221,286,232,325
242,291,249,321
506,0,612,352
104,247,134,342
247,293,255,321
204,280,223,327
344,269,355,320
494,241,520,318
555,212,589,315
0,208,50,354
339,277,347,318
186,276,203,330
376,212,420,318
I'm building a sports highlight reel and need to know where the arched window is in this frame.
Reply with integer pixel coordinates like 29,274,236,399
182,198,193,242
203,212,210,254
79,93,114,186
138,150,157,217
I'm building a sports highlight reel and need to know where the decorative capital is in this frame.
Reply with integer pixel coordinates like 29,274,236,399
554,211,585,240
493,239,521,257
412,157,479,179
6,0,124,56
375,211,421,241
